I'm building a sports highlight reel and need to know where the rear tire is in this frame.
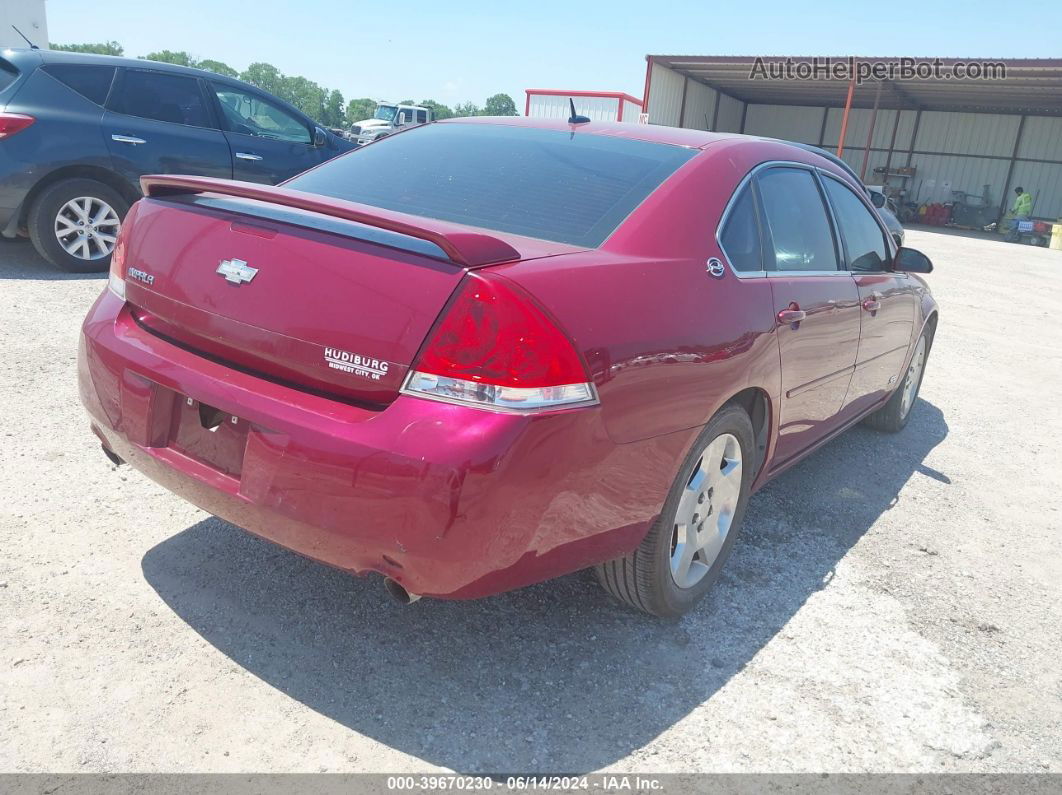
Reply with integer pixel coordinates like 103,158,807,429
28,178,129,273
595,404,755,617
864,328,931,433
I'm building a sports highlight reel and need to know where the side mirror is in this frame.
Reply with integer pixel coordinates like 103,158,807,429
894,247,933,273
313,126,327,147
869,191,886,208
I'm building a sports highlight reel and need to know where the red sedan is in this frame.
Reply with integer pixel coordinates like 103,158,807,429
79,117,937,616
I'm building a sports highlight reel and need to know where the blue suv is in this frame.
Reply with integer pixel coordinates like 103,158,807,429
0,49,354,272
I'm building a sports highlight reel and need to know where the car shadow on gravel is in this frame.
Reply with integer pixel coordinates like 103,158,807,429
0,240,105,281
142,399,948,773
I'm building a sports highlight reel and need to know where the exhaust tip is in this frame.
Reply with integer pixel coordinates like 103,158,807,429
383,577,421,605
101,445,125,467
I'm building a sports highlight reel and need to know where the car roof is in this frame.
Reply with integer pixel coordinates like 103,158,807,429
439,115,744,149
4,47,249,87
438,117,861,171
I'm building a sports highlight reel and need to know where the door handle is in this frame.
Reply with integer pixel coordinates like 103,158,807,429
777,304,806,327
235,152,263,161
111,134,146,145
862,295,882,313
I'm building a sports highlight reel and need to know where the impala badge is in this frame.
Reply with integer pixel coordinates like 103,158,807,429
216,258,258,285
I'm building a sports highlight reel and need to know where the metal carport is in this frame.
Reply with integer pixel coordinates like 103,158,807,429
642,55,1062,222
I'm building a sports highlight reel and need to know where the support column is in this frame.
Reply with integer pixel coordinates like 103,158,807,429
999,114,1028,224
678,76,689,128
836,67,857,157
882,107,903,181
860,80,882,181
817,106,829,147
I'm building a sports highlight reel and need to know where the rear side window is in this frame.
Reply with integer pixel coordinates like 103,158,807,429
822,177,889,272
757,167,839,272
111,70,211,128
719,184,764,272
416,109,428,123
0,59,19,92
43,65,115,106
286,123,696,247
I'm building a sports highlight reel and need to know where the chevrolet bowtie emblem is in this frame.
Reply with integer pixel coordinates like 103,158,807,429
216,258,258,285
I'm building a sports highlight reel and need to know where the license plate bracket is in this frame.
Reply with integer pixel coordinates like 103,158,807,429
168,395,249,477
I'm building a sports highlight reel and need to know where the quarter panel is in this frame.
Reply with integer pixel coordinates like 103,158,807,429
494,251,779,445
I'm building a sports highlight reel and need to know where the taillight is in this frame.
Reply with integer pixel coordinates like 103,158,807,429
0,113,35,139
402,272,597,412
107,206,134,300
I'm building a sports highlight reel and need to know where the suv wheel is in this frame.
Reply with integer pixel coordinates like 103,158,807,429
28,178,129,273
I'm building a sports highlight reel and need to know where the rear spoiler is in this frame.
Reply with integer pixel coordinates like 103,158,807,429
140,175,521,268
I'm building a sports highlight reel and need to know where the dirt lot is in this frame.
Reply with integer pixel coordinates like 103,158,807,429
1,228,1060,774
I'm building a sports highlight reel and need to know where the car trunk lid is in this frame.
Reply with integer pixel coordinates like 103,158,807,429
122,176,581,405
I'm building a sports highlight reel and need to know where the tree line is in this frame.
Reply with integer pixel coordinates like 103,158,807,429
49,41,519,127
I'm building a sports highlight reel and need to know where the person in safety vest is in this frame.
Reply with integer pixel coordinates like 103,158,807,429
1005,187,1034,241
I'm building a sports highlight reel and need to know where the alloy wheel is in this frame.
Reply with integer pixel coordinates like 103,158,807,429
899,335,927,419
54,197,120,261
670,432,743,589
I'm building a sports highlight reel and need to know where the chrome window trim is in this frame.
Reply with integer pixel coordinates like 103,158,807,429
715,160,849,280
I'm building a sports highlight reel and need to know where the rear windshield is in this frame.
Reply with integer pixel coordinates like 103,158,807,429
285,123,696,247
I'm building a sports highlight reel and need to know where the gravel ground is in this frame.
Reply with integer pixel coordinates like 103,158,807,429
0,228,1060,774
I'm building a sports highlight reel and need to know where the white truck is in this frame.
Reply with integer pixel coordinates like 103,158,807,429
350,102,432,145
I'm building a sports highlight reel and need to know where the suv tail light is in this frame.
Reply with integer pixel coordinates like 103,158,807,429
0,113,35,139
402,272,597,412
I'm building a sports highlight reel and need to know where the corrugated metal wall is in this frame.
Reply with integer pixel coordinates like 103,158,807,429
528,94,622,122
646,62,1062,219
622,99,642,122
715,93,744,133
745,104,823,143
683,80,715,130
646,63,686,125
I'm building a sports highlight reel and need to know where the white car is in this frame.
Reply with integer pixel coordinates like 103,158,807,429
866,186,906,246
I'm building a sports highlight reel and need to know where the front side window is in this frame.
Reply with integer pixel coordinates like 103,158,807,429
43,64,115,105
756,167,839,272
286,123,696,248
111,70,210,127
212,84,310,144
822,176,889,272
719,184,764,273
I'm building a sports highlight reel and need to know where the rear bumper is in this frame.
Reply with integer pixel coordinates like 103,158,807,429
79,291,686,598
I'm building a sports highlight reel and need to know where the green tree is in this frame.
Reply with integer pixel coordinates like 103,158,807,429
141,50,197,67
346,98,377,123
483,93,518,116
281,75,326,120
419,99,453,120
323,89,346,127
197,59,238,78
50,41,124,56
452,101,480,118
240,62,284,96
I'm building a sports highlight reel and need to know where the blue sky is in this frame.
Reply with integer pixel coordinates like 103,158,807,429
47,0,1062,111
